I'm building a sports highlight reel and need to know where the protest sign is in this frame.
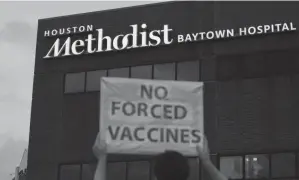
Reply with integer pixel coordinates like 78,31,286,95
96,77,204,156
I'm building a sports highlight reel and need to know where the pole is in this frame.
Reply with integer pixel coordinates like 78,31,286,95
15,166,20,180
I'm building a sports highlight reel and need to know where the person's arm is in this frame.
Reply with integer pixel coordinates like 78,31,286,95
93,135,107,180
201,159,228,180
196,138,228,180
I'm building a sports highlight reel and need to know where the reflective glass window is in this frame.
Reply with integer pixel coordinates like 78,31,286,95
107,162,126,180
82,163,97,180
128,161,150,180
272,153,296,178
177,61,200,81
86,70,107,91
108,68,129,78
220,156,243,179
153,63,175,80
131,65,152,79
245,154,269,179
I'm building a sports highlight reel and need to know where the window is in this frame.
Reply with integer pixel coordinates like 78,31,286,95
188,158,199,180
82,163,97,180
220,156,243,179
64,72,85,93
131,65,152,79
272,153,296,178
128,161,150,180
60,165,81,180
108,68,129,78
245,154,269,179
86,70,107,92
177,61,200,81
153,63,175,80
107,162,126,180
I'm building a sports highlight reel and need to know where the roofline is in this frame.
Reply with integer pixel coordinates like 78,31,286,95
39,1,175,21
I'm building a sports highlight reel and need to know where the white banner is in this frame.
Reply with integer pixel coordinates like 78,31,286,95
96,77,204,156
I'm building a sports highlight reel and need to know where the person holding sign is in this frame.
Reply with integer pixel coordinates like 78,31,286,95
93,136,228,180
94,77,218,180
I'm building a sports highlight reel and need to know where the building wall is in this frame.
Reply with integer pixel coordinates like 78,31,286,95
28,2,299,180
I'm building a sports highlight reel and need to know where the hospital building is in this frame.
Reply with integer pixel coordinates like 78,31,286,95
28,2,299,180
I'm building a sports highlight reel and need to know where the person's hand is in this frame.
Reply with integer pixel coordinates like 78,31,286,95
196,136,228,180
196,135,210,163
93,134,107,158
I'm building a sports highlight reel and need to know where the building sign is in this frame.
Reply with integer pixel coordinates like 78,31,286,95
43,22,296,59
96,77,204,155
